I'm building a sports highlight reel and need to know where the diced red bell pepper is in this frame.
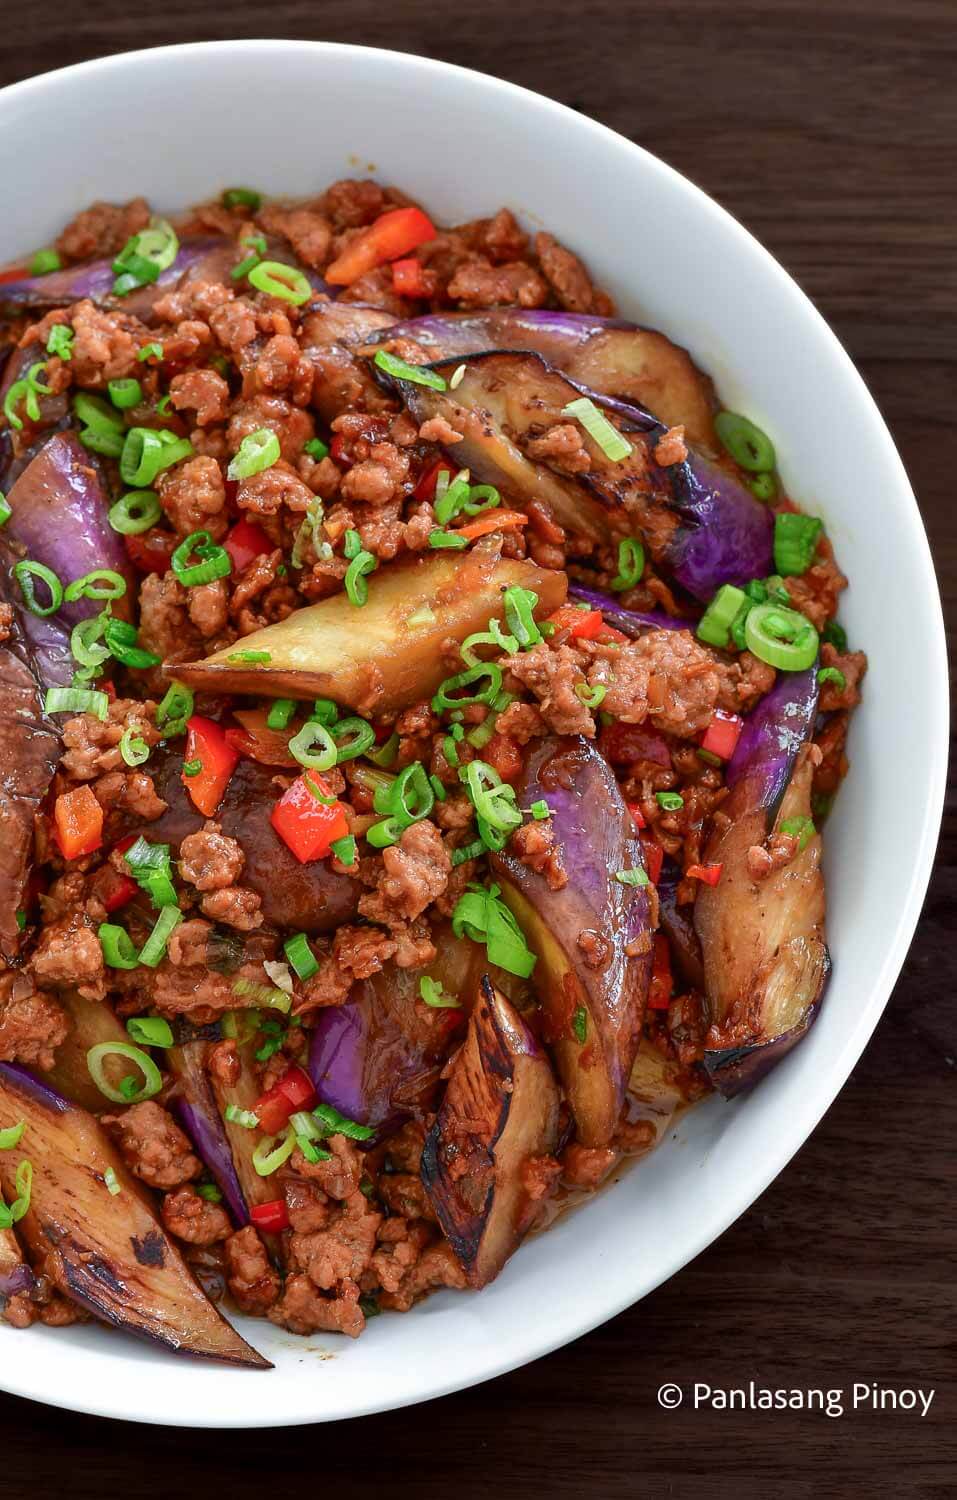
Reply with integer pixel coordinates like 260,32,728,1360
412,454,449,504
685,862,723,887
627,801,647,831
124,528,177,574
600,721,672,768
700,708,744,762
254,1065,316,1136
182,716,240,817
326,206,437,286
101,871,138,913
250,1199,290,1234
647,934,673,1010
641,836,664,886
391,257,431,298
0,265,27,285
270,773,349,863
224,518,273,573
53,785,104,860
546,605,627,644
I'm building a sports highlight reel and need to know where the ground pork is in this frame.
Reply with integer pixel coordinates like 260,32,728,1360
199,886,263,930
30,914,105,996
376,1172,437,1224
238,461,314,516
56,197,150,261
137,570,202,665
378,1241,468,1312
268,1274,365,1337
91,770,167,822
102,1102,201,1190
358,820,451,927
169,368,231,426
59,699,161,781
281,1175,332,1234
258,204,333,269
289,1189,382,1291
560,1143,618,1189
227,395,315,465
526,422,592,473
178,822,245,891
509,819,568,890
187,577,230,638
0,975,69,1071
653,425,688,467
289,1134,363,1201
818,643,867,711
588,630,724,739
534,231,602,313
447,258,548,309
156,455,227,539
161,1186,232,1245
224,1226,281,1315
505,642,595,737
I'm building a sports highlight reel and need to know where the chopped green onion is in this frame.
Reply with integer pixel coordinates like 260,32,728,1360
108,377,143,410
0,492,9,527
572,1005,588,1044
822,619,847,652
137,342,164,362
227,427,281,481
312,1102,375,1142
419,976,459,1009
562,396,632,462
615,867,650,887
528,800,550,820
231,977,292,1014
365,732,398,770
744,603,819,671
157,682,194,738
331,834,358,867
137,906,184,968
227,649,271,664
429,528,468,549
119,727,150,774
266,698,296,730
462,760,522,840
373,348,446,391
108,489,162,534
714,411,775,473
171,529,232,587
575,682,606,708
656,791,684,811
126,1016,174,1048
247,259,312,305
773,512,823,576
64,568,127,604
303,437,329,460
344,549,377,607
288,720,337,771
779,815,816,851
100,613,158,669
222,186,262,210
0,1121,26,1150
502,585,542,649
330,716,376,763
366,816,405,849
610,537,645,592
451,883,536,978
696,584,747,649
432,662,503,713
45,686,109,720
343,529,362,560
451,838,485,866
817,665,846,692
120,427,193,487
283,932,319,980
102,1166,122,1196
87,1042,162,1103
14,559,62,616
46,324,75,361
197,1183,223,1203
0,1160,33,1229
749,472,777,502
373,760,434,828
252,1128,297,1177
460,619,519,667
29,247,61,275
224,1104,259,1129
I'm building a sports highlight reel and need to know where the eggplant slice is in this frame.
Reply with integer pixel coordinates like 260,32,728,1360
694,669,830,1095
0,1063,269,1366
492,736,652,1147
421,977,560,1288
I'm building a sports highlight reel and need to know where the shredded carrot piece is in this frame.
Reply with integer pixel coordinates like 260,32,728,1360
453,510,529,542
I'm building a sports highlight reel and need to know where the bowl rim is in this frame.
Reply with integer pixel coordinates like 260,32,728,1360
0,37,948,1428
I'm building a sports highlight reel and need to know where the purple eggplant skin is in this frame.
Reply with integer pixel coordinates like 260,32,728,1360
567,583,690,635
491,736,652,1148
134,746,361,936
0,590,61,960
369,309,720,453
656,858,705,992
307,926,483,1134
167,1043,249,1227
0,1062,269,1365
4,433,134,626
421,977,560,1288
0,1226,36,1312
693,669,830,1096
376,350,772,599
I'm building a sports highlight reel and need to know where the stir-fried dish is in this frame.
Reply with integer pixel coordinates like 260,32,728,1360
0,182,865,1363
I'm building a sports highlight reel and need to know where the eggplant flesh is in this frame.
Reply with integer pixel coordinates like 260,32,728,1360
421,977,560,1288
492,736,652,1148
694,669,829,1097
40,991,130,1113
172,551,566,712
167,1042,249,1227
0,1063,269,1365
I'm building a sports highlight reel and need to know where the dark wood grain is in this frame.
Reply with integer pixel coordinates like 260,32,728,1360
0,5,954,1495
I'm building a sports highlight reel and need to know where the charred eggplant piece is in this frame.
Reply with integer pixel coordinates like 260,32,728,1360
491,736,652,1147
0,237,227,314
0,1225,35,1309
0,593,60,960
173,552,565,711
0,1062,269,1365
137,748,361,936
375,309,719,451
694,670,829,1095
206,1032,285,1237
568,583,690,635
167,1042,249,1226
421,977,560,1288
41,991,130,1112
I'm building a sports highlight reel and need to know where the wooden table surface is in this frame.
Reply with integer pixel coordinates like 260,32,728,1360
1,5,953,1495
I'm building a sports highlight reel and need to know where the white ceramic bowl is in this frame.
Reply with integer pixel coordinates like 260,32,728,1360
0,40,947,1428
